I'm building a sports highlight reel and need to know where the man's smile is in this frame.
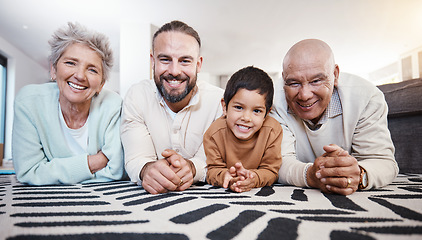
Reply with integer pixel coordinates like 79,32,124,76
297,100,318,109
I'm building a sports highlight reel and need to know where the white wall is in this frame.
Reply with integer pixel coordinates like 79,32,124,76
0,38,49,94
198,72,219,87
120,21,151,99
103,71,120,93
0,36,48,161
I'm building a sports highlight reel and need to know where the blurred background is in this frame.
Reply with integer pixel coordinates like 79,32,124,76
1,0,422,163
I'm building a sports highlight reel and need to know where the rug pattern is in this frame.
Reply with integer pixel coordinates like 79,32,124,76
0,174,421,240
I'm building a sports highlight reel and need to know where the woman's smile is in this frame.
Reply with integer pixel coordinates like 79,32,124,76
68,81,88,90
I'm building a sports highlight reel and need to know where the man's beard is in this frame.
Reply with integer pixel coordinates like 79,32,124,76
155,73,197,103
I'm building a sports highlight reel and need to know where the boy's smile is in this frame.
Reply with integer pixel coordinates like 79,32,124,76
223,89,267,141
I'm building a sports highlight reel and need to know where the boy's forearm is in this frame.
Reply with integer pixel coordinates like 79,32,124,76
251,169,278,187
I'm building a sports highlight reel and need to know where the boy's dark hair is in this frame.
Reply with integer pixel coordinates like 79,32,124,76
152,20,201,50
224,66,274,115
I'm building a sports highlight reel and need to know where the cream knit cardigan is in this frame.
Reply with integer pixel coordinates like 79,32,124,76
271,73,399,189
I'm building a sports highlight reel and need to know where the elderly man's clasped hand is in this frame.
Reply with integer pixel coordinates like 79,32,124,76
307,144,361,195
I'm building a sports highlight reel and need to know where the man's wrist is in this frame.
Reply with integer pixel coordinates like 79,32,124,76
304,163,312,188
140,162,153,181
358,165,368,189
185,159,196,178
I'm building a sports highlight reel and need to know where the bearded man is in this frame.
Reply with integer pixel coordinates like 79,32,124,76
121,20,223,194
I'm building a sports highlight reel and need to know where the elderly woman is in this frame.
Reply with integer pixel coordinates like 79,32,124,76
12,22,124,185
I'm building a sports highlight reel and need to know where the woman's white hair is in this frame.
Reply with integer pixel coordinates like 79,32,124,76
48,22,113,82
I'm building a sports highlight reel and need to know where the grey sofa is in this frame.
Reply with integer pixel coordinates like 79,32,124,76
377,78,422,173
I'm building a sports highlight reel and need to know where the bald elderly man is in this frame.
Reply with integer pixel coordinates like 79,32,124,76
271,39,398,195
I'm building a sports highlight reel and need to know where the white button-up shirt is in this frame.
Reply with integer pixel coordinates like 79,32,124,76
121,79,224,184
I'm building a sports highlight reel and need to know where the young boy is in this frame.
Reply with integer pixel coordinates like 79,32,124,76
204,66,283,192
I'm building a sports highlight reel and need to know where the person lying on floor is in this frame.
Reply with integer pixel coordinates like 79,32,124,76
205,66,283,192
12,22,125,184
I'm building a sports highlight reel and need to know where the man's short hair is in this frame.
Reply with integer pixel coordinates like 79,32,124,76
224,66,274,115
152,20,201,50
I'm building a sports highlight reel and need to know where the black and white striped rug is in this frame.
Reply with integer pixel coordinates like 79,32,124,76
0,174,421,240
